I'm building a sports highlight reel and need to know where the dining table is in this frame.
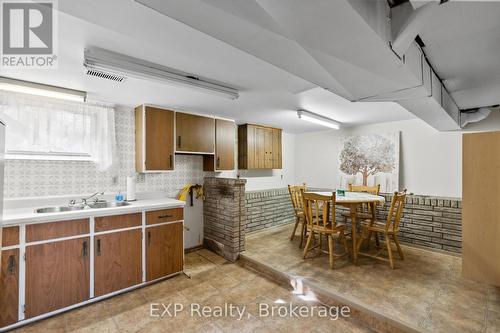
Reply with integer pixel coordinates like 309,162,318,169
308,191,385,263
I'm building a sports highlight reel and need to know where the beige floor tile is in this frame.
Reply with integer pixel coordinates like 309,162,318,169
8,248,375,333
245,223,493,333
69,318,119,333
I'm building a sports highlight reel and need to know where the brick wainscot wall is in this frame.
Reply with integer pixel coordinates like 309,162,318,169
244,188,462,254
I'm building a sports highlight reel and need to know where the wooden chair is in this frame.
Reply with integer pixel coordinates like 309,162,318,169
342,184,381,246
356,190,407,269
302,191,348,269
288,184,307,248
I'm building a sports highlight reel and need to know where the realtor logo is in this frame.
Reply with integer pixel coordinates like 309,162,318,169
1,0,58,68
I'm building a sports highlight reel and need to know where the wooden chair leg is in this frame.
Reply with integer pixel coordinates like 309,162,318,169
366,230,373,250
290,216,300,241
328,234,334,269
385,233,395,269
341,231,349,255
299,220,307,249
303,231,314,258
375,232,380,248
356,228,367,255
393,234,404,260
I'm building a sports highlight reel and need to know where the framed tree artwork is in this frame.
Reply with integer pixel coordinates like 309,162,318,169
337,132,400,193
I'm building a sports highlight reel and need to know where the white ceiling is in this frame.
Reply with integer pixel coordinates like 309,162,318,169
0,0,414,133
418,1,500,109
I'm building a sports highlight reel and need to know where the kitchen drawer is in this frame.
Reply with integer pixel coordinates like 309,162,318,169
26,219,90,243
95,213,142,232
146,208,183,225
2,226,19,247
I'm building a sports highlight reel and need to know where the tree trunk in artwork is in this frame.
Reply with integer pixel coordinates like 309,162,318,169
362,167,369,186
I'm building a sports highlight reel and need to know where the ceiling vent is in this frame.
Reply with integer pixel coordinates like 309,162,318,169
86,69,126,82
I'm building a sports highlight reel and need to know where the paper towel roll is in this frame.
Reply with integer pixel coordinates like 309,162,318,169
126,176,136,201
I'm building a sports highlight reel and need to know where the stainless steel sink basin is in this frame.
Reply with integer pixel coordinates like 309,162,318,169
35,206,85,213
35,201,130,213
88,201,130,209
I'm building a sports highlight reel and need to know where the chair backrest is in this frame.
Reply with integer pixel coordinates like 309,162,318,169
348,184,381,214
301,191,337,231
288,184,307,217
348,184,380,195
385,190,407,231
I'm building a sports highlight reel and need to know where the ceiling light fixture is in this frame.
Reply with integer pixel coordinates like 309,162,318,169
0,77,86,102
84,47,239,100
297,109,341,130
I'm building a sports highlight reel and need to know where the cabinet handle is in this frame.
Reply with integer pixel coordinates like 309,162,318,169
178,136,181,149
96,239,101,256
169,155,173,168
7,255,16,275
82,240,88,257
147,231,151,246
216,157,220,168
158,214,173,219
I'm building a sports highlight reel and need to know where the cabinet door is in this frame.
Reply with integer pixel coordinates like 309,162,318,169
0,249,19,327
25,238,90,318
144,106,174,171
146,223,183,281
215,119,235,170
94,230,142,296
245,125,257,169
176,112,215,153
255,126,266,168
272,128,282,169
264,128,274,169
463,132,500,285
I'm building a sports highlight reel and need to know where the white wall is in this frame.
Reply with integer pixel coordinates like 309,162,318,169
295,119,466,197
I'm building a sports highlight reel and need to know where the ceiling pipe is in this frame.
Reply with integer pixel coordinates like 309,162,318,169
460,106,496,128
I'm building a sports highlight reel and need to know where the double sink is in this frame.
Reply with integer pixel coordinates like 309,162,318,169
35,201,130,213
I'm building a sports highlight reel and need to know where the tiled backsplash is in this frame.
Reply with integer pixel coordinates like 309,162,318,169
4,107,206,198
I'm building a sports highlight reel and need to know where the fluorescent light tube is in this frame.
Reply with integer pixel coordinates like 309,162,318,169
0,77,86,102
297,109,341,129
84,47,239,100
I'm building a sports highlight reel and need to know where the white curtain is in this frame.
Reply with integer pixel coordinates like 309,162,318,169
0,91,117,171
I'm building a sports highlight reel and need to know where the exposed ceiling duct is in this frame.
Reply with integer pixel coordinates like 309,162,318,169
133,0,497,130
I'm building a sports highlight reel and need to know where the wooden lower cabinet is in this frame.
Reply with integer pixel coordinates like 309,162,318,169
0,249,19,327
25,238,90,318
94,229,142,296
146,222,183,281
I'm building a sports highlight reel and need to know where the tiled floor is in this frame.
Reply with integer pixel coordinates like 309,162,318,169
11,249,374,333
245,224,500,333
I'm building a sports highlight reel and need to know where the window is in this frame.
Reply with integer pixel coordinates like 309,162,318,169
0,91,117,171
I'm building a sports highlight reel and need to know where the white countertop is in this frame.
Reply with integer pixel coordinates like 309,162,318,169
2,197,185,226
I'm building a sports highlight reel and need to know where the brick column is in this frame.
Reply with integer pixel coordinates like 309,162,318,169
203,177,247,262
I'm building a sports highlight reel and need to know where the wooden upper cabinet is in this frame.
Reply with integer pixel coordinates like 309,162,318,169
94,229,142,296
135,105,175,172
176,112,215,153
238,124,282,169
25,238,90,318
204,118,235,171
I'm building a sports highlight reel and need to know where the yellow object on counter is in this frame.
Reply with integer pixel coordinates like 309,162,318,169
177,184,204,201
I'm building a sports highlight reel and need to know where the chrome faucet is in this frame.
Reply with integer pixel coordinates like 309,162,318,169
69,191,104,206
81,191,105,205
